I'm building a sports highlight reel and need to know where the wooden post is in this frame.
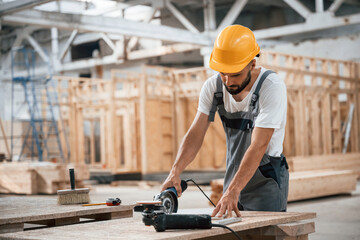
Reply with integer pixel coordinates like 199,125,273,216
322,92,332,154
107,72,116,171
100,108,106,168
0,118,10,158
139,73,148,174
90,120,95,165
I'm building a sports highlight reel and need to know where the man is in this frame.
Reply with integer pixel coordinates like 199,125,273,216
161,25,289,218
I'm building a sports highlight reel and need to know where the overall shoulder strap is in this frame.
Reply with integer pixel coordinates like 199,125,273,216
209,74,223,122
250,70,275,113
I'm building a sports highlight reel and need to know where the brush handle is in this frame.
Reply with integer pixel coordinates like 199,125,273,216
69,168,75,190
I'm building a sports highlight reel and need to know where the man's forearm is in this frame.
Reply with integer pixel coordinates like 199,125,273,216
171,129,204,176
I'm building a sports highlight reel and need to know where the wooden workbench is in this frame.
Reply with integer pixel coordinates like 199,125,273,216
0,196,133,233
0,209,316,240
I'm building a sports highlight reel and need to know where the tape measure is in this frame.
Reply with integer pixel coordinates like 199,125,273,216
83,198,121,206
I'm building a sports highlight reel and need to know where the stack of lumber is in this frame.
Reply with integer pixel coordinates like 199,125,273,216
287,153,360,178
210,154,359,204
288,170,357,201
210,170,357,204
0,162,89,195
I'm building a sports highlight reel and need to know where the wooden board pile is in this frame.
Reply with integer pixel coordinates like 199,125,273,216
287,152,360,178
0,162,89,195
210,153,359,204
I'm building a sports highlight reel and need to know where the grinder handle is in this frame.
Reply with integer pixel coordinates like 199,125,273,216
180,180,187,193
168,180,187,197
154,214,212,232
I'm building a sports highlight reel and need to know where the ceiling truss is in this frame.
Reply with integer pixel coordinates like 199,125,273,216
0,0,359,79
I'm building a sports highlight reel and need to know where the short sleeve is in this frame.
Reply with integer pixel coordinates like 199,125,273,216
198,76,217,116
255,81,287,129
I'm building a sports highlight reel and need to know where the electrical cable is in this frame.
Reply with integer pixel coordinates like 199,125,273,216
185,179,242,240
185,178,216,207
211,223,242,240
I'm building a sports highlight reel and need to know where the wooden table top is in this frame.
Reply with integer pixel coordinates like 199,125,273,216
0,196,134,225
0,208,316,240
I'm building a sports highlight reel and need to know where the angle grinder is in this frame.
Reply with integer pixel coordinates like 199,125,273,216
134,201,212,232
152,179,188,213
134,179,242,239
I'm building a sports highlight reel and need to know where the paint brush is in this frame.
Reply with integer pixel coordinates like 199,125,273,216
57,168,90,205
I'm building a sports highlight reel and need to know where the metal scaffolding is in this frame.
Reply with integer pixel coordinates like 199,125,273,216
10,47,69,162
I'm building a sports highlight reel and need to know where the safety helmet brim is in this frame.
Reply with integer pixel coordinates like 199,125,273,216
209,47,259,73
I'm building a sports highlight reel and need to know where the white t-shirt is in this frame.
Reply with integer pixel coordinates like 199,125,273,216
198,67,287,157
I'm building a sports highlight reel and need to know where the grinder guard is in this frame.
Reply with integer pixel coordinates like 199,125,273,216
154,188,178,213
153,180,188,214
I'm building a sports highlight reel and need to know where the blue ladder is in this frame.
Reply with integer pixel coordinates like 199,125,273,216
10,47,68,162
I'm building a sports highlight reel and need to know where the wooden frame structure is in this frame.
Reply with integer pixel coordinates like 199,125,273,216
42,51,360,174
259,51,360,156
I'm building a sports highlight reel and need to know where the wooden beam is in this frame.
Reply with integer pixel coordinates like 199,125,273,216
288,170,357,201
139,74,148,174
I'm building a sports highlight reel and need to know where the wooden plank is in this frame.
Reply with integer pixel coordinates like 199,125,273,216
0,163,37,194
288,170,357,201
0,197,134,233
287,153,360,177
210,169,357,204
90,120,96,165
0,210,316,240
107,75,116,171
331,93,342,153
0,118,11,158
310,93,321,155
237,220,314,238
100,108,106,168
322,92,332,154
294,90,305,155
140,73,148,174
0,223,24,234
146,100,163,173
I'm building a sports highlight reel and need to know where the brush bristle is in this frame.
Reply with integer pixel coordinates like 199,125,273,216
57,189,90,205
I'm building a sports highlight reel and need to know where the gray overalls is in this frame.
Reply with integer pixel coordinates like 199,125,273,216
209,70,289,211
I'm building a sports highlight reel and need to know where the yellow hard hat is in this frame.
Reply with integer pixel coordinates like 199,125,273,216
209,25,260,73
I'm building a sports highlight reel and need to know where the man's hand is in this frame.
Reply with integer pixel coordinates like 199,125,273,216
211,190,241,218
161,173,182,197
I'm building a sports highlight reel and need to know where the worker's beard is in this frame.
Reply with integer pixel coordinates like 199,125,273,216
224,70,251,95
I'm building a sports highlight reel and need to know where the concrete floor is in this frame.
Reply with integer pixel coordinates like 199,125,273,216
2,180,359,239
87,180,360,240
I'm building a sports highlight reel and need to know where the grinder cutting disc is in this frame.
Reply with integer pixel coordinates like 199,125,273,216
161,191,177,214
153,180,187,214
153,189,178,214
